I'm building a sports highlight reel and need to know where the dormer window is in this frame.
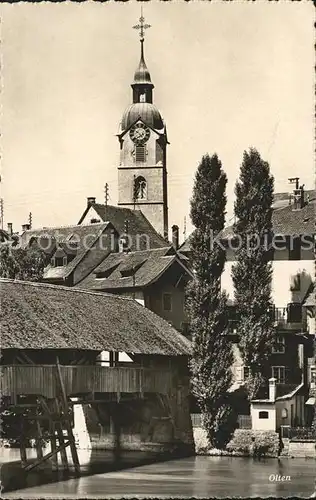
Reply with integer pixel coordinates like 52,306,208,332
55,257,64,267
95,263,120,279
120,258,147,278
119,236,130,253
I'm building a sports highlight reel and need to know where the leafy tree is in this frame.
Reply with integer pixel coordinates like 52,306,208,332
186,153,235,449
231,148,275,399
0,244,46,281
0,242,47,445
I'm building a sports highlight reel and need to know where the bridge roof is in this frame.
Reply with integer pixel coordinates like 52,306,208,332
0,279,191,356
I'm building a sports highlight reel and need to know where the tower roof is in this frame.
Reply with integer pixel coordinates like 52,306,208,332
121,103,164,131
133,40,153,87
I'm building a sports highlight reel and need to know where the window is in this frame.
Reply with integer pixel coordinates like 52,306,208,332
55,257,64,267
272,366,286,384
134,176,147,200
311,366,316,384
119,236,130,253
135,145,146,163
259,411,269,419
120,258,147,277
162,293,172,312
243,366,250,380
287,303,302,322
272,335,285,354
180,322,190,336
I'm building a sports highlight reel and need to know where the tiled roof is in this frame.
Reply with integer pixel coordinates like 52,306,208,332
180,191,316,252
0,229,10,243
21,222,109,247
0,279,191,356
78,246,193,291
78,204,168,250
21,223,112,281
221,197,315,240
271,197,315,236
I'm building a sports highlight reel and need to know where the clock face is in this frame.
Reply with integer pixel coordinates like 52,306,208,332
129,123,150,144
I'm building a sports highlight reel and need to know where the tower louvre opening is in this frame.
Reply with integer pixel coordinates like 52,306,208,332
135,145,146,163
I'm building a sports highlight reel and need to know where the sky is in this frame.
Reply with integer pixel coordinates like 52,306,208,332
0,1,314,241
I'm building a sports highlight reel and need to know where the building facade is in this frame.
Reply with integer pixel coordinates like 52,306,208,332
181,186,315,429
117,20,168,239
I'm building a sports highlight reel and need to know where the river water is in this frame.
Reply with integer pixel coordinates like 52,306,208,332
1,449,315,498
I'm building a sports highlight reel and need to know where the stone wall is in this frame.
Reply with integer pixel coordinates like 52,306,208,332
75,387,194,455
288,441,316,458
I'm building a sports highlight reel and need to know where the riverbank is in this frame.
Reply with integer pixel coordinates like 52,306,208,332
194,428,278,457
193,428,316,459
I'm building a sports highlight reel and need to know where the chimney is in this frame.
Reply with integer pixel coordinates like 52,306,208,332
22,223,31,232
87,197,96,206
269,377,277,402
172,224,179,250
292,184,305,210
299,185,305,208
7,223,13,236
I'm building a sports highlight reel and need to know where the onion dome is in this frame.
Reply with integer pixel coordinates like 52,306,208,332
121,103,164,131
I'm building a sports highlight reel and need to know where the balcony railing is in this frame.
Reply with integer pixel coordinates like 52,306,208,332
0,365,173,399
227,304,305,332
271,304,304,329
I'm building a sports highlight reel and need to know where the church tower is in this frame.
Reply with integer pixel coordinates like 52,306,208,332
117,13,169,239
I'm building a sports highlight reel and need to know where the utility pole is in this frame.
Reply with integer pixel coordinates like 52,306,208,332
0,198,3,230
183,216,187,241
104,183,109,206
133,174,136,211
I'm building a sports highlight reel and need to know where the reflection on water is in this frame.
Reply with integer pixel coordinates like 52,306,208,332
0,447,164,493
1,450,315,498
0,447,92,467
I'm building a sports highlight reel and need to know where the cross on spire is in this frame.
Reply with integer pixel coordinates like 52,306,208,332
133,8,151,42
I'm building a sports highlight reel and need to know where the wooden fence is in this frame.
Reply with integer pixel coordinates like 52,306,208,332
0,365,174,399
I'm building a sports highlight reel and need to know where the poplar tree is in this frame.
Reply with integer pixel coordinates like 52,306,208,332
186,153,235,449
232,148,275,400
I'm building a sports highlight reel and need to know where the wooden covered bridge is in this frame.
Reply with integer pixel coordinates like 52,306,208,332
0,279,194,475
